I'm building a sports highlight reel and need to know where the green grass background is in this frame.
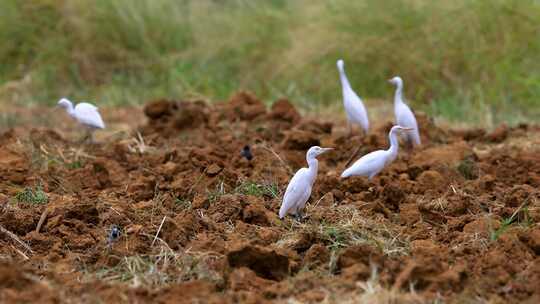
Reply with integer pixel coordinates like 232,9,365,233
0,0,539,125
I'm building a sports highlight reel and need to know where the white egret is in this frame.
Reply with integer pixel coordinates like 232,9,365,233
341,125,412,180
279,146,333,220
337,59,369,135
389,76,421,146
57,98,105,142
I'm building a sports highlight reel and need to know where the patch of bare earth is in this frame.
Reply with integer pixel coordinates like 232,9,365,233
1,92,539,303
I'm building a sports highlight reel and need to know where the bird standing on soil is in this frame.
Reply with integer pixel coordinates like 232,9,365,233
241,145,253,161
337,59,369,135
57,98,105,143
389,77,421,147
279,146,333,220
107,225,121,248
341,125,412,180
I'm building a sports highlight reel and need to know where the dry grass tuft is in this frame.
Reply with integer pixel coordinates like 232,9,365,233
90,245,224,288
278,205,409,257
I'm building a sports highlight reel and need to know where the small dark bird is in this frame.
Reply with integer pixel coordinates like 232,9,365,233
107,225,121,247
240,145,253,161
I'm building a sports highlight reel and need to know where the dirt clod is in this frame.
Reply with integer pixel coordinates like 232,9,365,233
519,227,540,254
228,91,267,121
281,130,320,150
227,243,290,281
486,123,509,143
144,99,174,119
416,170,446,193
206,163,223,176
173,101,208,130
269,98,301,124
303,244,330,269
0,147,28,184
337,244,384,271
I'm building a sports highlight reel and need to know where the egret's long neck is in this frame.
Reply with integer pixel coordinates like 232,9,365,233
65,103,76,117
394,83,403,105
306,156,319,184
387,130,399,159
338,67,352,91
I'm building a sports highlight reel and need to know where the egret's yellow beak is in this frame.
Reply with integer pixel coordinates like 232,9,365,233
320,147,334,153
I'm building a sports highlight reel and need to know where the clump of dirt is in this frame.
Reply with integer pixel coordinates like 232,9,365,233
281,129,320,150
0,261,58,303
303,243,330,269
227,91,267,121
144,98,175,119
337,244,385,271
1,92,540,303
142,99,209,136
485,123,509,143
227,243,290,281
268,98,301,124
0,135,29,184
174,101,209,130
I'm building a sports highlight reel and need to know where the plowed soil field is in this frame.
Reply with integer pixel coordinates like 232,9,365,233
1,92,539,303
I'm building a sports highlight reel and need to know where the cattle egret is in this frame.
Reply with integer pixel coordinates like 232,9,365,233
279,146,333,220
337,59,369,135
57,98,105,142
388,77,421,146
341,126,412,180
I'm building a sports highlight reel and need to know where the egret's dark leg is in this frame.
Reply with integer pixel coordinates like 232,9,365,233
78,130,90,144
405,136,414,151
88,130,95,144
345,146,361,168
347,122,353,137
294,208,306,221
295,209,309,222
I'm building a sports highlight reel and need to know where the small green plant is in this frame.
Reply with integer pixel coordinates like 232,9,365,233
490,217,514,241
14,185,48,205
457,157,478,180
519,207,534,228
235,180,279,198
207,181,225,204
323,226,347,250
66,160,84,169
490,198,532,241
175,197,192,210
265,183,280,199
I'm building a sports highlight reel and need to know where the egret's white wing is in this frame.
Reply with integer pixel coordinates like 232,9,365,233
395,102,420,145
395,103,416,128
341,150,387,178
279,168,312,218
292,182,312,214
81,102,98,110
75,103,105,129
344,90,369,132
